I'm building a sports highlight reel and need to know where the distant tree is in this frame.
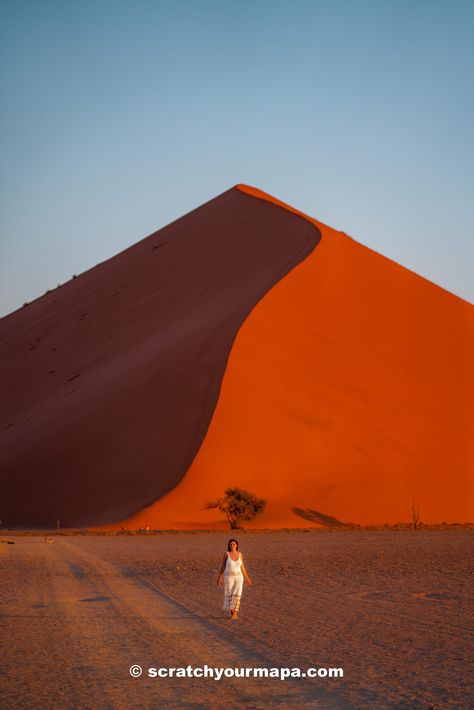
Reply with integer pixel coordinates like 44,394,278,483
205,487,266,529
411,499,421,530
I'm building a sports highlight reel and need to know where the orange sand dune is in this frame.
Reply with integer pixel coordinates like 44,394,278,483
0,188,318,526
120,185,474,529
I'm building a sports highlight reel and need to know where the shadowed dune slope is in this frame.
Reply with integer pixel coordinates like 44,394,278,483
117,185,474,530
0,188,320,526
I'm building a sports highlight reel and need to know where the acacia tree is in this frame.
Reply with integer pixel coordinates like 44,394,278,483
205,487,266,529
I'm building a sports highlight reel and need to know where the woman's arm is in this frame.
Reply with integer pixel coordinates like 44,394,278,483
216,553,227,586
240,553,252,584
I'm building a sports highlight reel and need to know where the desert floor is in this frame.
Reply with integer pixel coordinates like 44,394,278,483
0,530,472,709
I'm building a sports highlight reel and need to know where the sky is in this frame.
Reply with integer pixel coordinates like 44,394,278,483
1,0,473,317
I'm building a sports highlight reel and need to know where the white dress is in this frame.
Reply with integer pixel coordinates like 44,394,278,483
223,551,244,612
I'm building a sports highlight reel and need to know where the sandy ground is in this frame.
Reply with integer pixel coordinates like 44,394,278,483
0,530,472,709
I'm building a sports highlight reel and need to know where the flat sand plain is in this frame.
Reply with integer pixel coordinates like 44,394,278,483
0,530,472,709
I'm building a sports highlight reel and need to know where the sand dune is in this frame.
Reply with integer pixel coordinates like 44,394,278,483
0,188,318,526
119,186,474,529
1,185,472,528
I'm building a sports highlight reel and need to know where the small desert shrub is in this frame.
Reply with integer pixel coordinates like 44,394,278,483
205,487,266,529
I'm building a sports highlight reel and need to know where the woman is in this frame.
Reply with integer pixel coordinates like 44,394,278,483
216,538,252,619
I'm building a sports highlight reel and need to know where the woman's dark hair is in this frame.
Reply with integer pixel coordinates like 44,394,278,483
227,538,239,551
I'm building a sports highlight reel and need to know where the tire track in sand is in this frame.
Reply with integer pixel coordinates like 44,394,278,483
2,538,343,709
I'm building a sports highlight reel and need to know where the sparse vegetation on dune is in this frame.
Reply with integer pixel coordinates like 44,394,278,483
205,487,266,529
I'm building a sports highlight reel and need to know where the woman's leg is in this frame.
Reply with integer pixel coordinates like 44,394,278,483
232,577,243,619
223,575,231,612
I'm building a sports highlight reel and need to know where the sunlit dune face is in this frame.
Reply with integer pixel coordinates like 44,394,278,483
117,185,473,530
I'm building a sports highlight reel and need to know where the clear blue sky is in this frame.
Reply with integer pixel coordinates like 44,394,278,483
1,0,473,316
